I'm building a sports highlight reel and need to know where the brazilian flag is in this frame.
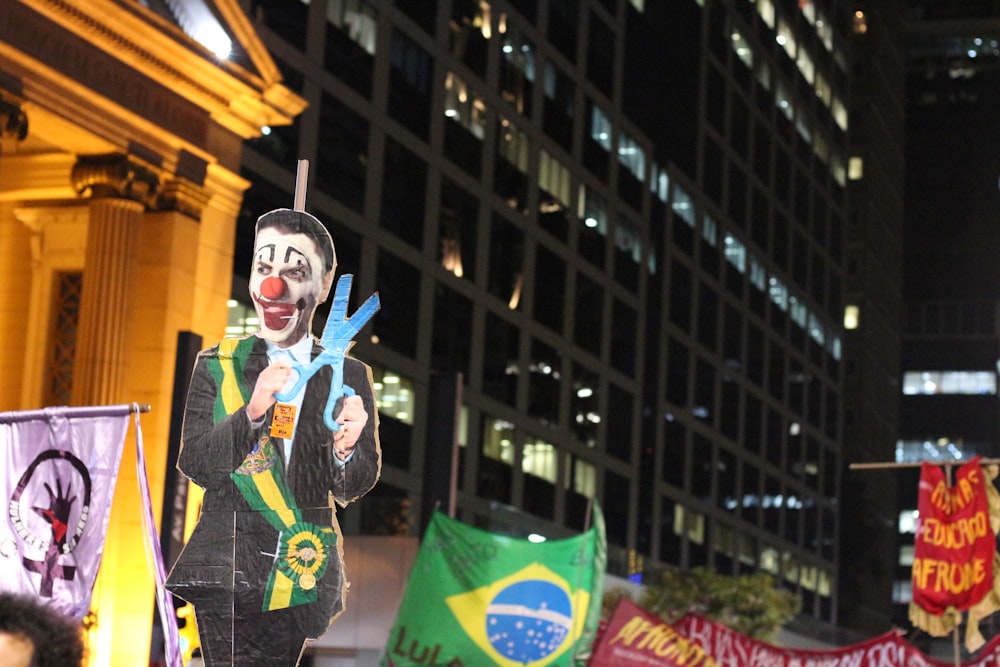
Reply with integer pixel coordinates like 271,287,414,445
383,506,606,667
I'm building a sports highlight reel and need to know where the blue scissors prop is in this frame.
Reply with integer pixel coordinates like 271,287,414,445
274,274,380,432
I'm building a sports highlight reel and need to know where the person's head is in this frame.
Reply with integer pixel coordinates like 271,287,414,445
0,593,83,667
250,209,337,347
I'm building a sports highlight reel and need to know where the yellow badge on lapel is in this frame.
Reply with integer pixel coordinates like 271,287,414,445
270,403,297,439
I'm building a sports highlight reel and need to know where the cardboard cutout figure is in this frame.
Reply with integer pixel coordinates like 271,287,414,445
166,209,381,666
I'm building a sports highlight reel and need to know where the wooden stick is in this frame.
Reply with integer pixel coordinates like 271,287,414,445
849,458,1000,470
293,159,309,211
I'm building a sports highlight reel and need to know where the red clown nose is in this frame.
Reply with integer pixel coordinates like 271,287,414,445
260,276,286,300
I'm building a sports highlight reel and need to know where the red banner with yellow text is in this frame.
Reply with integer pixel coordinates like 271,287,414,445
589,597,717,667
912,456,994,616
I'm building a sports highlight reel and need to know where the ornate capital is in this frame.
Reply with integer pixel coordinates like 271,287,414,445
71,154,159,205
157,177,211,219
0,98,28,141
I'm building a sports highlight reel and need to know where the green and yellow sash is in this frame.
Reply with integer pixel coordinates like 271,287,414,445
207,338,337,612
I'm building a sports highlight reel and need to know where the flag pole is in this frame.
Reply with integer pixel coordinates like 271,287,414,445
849,458,1000,470
0,403,150,423
293,159,309,211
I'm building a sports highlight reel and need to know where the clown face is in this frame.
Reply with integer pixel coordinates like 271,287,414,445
250,227,333,347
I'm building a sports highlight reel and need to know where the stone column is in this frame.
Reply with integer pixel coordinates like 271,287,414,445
69,154,157,406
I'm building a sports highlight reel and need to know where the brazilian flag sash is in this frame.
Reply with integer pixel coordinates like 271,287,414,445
208,337,337,612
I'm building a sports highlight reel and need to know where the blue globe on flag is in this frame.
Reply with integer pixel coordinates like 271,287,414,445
485,580,574,662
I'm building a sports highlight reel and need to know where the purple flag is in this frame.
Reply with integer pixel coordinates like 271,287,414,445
0,407,128,620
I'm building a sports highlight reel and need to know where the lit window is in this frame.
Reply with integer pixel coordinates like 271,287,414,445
702,213,718,247
731,30,753,68
902,370,997,395
590,104,613,152
789,296,807,327
444,72,488,139
579,185,609,236
844,304,860,330
815,72,832,107
497,116,530,172
724,234,746,272
898,509,918,534
328,0,378,55
768,276,788,311
370,364,416,424
832,97,848,131
652,163,669,202
796,49,815,85
671,183,695,226
615,219,642,264
617,129,646,182
776,19,796,59
853,10,868,35
848,156,863,181
565,456,596,496
899,545,914,567
893,580,913,604
757,0,775,29
522,438,557,482
483,416,516,463
226,299,258,337
750,256,766,290
538,149,571,207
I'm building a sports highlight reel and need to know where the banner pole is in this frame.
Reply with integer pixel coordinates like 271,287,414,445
0,403,150,423
293,159,309,211
850,458,1000,470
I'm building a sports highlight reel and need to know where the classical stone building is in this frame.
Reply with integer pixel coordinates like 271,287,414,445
0,1,303,664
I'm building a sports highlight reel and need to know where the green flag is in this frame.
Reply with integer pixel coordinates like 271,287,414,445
383,506,606,667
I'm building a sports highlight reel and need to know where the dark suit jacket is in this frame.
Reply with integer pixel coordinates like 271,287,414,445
165,335,380,638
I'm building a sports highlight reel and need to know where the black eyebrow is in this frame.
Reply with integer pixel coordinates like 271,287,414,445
284,246,309,265
256,243,276,262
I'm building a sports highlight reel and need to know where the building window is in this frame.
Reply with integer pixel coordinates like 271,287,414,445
853,10,867,35
844,304,860,330
438,177,479,280
389,28,432,138
848,156,863,180
317,93,369,213
482,416,516,464
671,183,695,226
44,272,82,406
571,362,600,446
769,276,788,311
327,0,377,54
902,370,997,395
226,299,258,337
523,438,557,483
450,0,491,76
444,72,488,140
542,62,574,149
724,233,746,273
370,365,415,424
487,213,525,309
538,149,572,208
616,129,646,182
578,185,609,268
499,21,536,116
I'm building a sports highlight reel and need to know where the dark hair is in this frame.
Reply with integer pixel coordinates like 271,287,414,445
255,208,336,273
0,593,84,667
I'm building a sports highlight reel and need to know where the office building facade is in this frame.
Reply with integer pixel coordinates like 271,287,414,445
894,3,1000,653
233,0,876,634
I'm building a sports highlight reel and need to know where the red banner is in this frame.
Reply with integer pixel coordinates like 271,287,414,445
589,598,717,667
674,612,1000,667
913,457,994,614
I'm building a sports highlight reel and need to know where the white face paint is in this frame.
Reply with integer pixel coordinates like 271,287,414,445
250,227,332,347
